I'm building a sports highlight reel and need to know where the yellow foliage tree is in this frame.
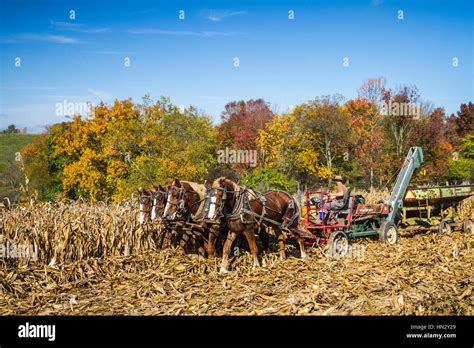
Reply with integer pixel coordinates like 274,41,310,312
258,113,327,181
44,97,217,201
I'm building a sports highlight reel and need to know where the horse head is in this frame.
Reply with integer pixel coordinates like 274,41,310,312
164,179,204,221
205,177,239,222
163,179,181,220
138,187,154,225
150,184,167,222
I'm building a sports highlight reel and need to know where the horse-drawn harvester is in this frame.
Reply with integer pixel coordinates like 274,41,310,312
139,146,473,268
291,146,473,256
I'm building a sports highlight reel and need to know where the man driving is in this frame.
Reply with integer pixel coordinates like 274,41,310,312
323,175,348,211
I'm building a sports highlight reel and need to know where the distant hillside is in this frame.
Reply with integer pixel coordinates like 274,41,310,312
0,133,38,200
0,133,38,166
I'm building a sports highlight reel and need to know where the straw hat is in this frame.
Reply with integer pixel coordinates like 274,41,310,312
333,175,344,182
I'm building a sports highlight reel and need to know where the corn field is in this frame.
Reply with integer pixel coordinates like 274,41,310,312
0,193,473,315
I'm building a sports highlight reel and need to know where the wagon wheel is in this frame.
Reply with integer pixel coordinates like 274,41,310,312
326,231,350,257
462,219,473,234
438,220,452,234
379,221,399,244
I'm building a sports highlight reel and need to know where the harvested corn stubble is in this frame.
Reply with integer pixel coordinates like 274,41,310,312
0,202,473,315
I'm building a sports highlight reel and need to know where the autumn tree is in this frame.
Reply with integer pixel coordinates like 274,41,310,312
129,103,217,195
22,97,217,201
410,108,453,183
445,102,474,183
448,134,474,183
344,98,387,190
453,102,474,137
257,113,323,187
446,102,474,146
294,95,354,180
357,77,389,109
381,85,422,163
218,99,273,150
21,134,56,200
257,95,355,188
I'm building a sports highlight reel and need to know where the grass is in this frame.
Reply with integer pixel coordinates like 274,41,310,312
0,133,38,199
0,133,37,166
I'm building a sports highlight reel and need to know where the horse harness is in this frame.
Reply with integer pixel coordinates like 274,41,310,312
207,186,300,232
139,189,168,214
166,184,204,220
139,193,153,214
240,189,300,230
203,186,239,222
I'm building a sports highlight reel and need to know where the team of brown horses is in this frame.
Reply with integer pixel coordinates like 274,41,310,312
138,177,305,273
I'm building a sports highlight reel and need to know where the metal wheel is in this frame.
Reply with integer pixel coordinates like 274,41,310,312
462,219,473,234
438,220,452,234
326,231,350,257
379,221,399,244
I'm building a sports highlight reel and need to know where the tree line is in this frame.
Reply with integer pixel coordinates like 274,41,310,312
2,77,473,203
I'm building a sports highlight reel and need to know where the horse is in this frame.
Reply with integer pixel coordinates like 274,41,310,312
206,177,305,273
202,180,268,259
162,179,207,254
138,188,154,225
138,185,168,224
137,185,169,248
150,185,168,222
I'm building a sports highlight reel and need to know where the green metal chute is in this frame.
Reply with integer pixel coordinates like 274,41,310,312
386,146,423,224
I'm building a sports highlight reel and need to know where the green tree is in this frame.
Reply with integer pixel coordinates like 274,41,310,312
2,124,21,134
241,167,297,191
293,95,355,180
448,134,474,183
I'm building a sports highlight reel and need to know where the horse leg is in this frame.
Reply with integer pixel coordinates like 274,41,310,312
294,233,307,259
171,228,180,248
179,233,189,252
189,234,201,257
274,227,286,260
197,237,206,258
207,225,219,258
283,213,307,259
243,227,260,268
220,230,238,273
162,228,172,249
192,227,207,258
156,225,165,249
259,226,270,253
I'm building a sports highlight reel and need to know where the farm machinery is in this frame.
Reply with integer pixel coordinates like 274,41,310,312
401,184,473,234
292,146,473,256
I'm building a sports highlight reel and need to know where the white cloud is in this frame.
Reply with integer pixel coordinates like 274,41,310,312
88,88,113,100
126,28,240,37
0,33,80,44
1,86,74,90
205,10,246,22
84,50,136,55
50,21,110,33
130,8,156,15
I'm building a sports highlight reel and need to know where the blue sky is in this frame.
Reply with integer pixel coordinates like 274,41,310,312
0,0,472,133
